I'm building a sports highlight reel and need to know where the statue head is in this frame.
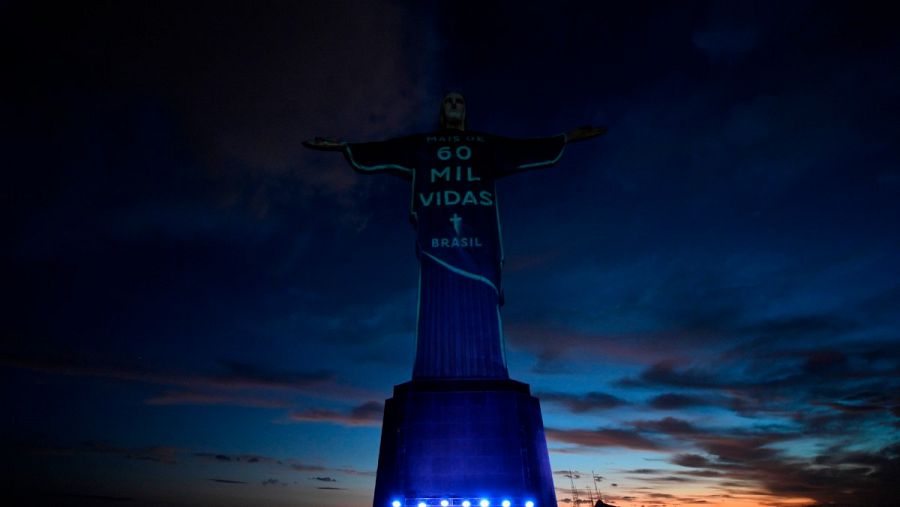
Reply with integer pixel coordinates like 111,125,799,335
439,92,466,131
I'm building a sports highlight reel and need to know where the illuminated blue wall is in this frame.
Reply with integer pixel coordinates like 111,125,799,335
373,379,556,507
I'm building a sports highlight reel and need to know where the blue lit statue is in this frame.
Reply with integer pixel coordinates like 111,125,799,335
305,93,605,379
306,94,605,507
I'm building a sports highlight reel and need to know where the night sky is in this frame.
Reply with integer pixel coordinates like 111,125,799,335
3,1,899,506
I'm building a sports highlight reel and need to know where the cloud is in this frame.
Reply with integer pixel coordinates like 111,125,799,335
739,315,858,345
623,468,665,475
2,355,336,392
671,454,713,468
333,467,377,477
726,444,898,506
823,401,887,414
628,475,695,484
209,478,246,484
631,417,701,436
289,463,328,472
191,450,374,477
286,401,384,427
506,322,694,371
210,361,335,390
546,427,663,451
0,354,385,415
697,435,786,463
549,407,898,506
647,393,716,410
617,360,723,390
79,441,181,464
604,342,900,452
503,260,775,370
678,470,723,478
616,341,900,424
653,424,900,506
538,391,628,413
145,390,293,408
193,452,284,466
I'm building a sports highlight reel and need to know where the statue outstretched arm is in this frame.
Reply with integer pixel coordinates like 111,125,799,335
304,135,416,180
565,125,608,143
303,137,346,151
494,126,605,178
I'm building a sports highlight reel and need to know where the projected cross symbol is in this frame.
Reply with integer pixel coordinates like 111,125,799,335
450,213,462,235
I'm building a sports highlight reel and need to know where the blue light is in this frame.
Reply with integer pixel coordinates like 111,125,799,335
418,503,426,507
392,502,401,507
441,501,449,507
502,501,510,507
462,502,471,507
480,500,490,507
525,502,535,507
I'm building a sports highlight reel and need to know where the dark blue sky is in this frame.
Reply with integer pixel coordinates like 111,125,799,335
3,1,899,506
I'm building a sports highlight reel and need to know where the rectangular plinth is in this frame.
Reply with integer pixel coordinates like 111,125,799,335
373,379,556,507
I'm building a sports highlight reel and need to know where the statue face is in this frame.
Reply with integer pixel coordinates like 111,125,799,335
441,92,466,125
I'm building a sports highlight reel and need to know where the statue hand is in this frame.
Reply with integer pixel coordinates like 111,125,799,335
566,125,608,142
303,137,346,151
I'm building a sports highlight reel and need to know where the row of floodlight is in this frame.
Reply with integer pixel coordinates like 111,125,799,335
392,500,534,507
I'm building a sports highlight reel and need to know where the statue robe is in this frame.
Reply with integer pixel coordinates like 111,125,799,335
343,129,567,378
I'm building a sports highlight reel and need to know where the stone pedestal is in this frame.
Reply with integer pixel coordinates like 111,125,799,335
373,379,556,507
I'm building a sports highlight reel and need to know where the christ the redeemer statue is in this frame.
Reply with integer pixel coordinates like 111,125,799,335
305,92,605,380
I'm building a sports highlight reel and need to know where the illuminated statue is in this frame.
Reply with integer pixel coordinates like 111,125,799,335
305,92,605,379
306,93,606,507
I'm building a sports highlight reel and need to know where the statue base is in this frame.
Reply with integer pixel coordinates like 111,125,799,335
373,378,557,507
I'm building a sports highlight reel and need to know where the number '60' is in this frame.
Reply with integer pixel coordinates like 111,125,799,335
437,146,472,161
